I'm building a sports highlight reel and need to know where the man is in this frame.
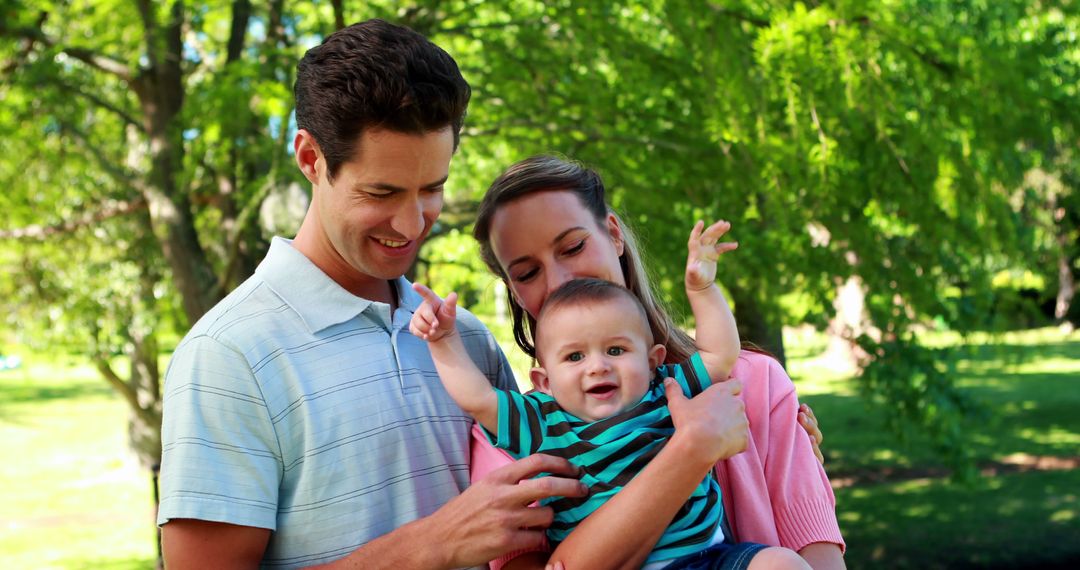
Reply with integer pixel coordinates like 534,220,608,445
157,19,586,568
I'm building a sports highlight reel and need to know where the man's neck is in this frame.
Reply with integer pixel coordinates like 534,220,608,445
292,223,398,308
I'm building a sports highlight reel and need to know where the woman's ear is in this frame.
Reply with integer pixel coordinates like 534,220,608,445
529,367,552,394
293,129,324,186
648,344,667,369
605,213,625,256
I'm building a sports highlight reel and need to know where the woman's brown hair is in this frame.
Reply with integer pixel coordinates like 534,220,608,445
473,155,698,363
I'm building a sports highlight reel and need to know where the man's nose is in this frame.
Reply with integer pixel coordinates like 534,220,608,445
392,198,425,240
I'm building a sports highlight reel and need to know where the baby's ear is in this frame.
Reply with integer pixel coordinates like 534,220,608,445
648,344,667,369
529,367,552,394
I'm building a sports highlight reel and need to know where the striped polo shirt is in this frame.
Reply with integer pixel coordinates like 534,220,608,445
491,353,723,565
158,237,515,569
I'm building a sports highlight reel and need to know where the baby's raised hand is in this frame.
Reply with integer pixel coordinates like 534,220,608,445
410,283,459,342
686,220,738,291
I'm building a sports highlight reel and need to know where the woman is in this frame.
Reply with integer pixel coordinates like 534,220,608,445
468,156,845,569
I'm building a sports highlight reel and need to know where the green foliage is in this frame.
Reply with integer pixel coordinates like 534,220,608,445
2,0,1079,475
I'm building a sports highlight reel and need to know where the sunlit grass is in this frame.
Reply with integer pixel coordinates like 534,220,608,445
2,326,1078,569
0,355,157,569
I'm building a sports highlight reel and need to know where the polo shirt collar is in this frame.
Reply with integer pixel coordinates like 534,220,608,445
256,237,418,334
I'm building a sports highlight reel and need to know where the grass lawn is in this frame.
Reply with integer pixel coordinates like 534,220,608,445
0,356,158,569
788,327,1080,569
1,326,1077,568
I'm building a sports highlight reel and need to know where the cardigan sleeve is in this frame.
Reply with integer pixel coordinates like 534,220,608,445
754,353,845,553
469,423,550,569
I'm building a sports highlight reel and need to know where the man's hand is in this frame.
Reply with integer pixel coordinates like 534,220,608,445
665,378,748,464
427,454,588,569
685,220,738,292
410,283,459,342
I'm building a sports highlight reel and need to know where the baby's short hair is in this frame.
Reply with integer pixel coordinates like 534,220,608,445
537,278,651,340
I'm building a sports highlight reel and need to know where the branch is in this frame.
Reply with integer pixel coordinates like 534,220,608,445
58,120,149,194
0,198,147,240
438,20,532,36
227,0,252,63
135,0,161,72
0,19,134,81
707,3,769,28
55,78,143,129
93,356,160,428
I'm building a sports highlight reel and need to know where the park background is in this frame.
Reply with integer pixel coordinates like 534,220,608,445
1,0,1078,568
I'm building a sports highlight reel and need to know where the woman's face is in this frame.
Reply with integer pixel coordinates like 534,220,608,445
488,191,626,319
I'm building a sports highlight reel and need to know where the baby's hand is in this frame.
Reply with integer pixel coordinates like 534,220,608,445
410,283,459,342
686,220,738,291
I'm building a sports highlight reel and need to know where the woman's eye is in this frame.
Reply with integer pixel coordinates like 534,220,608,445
568,352,584,362
607,346,625,356
563,239,586,255
515,268,538,282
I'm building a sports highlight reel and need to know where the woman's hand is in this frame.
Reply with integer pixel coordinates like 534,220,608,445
799,403,825,464
665,378,749,464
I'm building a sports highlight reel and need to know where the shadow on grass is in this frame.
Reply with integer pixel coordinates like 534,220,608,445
0,371,115,423
0,376,113,404
838,469,1080,569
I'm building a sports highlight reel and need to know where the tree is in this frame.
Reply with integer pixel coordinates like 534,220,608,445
3,1,1078,524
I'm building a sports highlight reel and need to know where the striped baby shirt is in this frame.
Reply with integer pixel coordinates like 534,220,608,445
490,353,723,565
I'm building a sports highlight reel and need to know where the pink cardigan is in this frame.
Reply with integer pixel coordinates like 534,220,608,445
469,350,845,566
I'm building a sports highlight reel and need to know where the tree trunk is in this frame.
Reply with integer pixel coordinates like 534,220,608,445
824,275,872,373
729,284,786,368
135,0,223,325
1055,219,1075,322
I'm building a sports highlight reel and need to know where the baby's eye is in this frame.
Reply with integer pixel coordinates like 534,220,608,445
567,352,584,362
607,346,625,356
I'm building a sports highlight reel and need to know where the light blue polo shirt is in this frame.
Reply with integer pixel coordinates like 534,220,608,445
158,237,515,568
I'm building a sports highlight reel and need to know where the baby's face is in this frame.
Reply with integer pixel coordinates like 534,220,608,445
532,296,665,422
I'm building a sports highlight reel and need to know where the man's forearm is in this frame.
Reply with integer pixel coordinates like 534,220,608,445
311,516,448,569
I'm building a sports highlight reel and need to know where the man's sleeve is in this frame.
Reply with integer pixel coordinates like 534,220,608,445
157,334,282,530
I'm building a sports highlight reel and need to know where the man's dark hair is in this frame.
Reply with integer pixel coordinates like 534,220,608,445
294,19,471,181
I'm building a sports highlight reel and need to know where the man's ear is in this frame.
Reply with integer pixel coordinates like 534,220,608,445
293,129,324,186
648,343,667,369
605,213,625,256
530,367,552,394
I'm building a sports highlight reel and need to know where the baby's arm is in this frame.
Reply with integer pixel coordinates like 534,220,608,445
410,284,499,432
685,220,741,381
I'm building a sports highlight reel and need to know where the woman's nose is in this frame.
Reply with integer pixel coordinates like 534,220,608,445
545,264,574,296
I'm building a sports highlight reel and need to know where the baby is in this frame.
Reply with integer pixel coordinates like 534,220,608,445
411,221,809,570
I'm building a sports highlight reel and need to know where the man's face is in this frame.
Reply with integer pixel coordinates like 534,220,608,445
306,127,454,297
531,295,665,422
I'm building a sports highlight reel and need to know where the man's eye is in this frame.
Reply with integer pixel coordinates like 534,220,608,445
567,352,584,362
607,346,625,356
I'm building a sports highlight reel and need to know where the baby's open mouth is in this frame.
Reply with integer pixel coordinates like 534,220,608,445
586,385,617,396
